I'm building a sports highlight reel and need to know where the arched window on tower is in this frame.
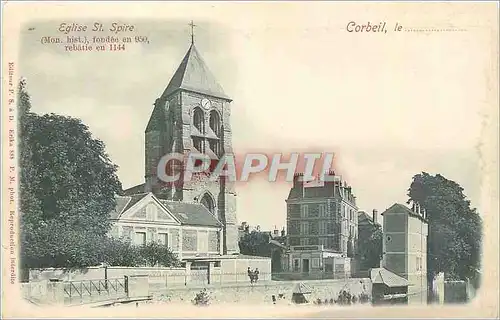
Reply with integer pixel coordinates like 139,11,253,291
193,107,205,134
200,193,215,216
208,110,221,156
209,111,221,137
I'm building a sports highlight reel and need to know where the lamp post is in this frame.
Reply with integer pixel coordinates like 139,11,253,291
101,262,109,290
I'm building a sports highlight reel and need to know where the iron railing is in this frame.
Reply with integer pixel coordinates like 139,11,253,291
63,277,126,305
146,271,357,290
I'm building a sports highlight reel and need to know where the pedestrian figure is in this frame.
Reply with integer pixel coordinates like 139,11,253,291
254,268,260,283
248,267,254,284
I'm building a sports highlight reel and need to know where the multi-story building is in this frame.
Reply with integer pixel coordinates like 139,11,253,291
283,172,358,276
355,209,382,274
381,201,428,304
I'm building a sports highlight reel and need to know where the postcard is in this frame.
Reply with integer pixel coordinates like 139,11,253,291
2,1,499,318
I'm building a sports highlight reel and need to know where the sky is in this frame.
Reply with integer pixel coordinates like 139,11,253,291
19,8,488,230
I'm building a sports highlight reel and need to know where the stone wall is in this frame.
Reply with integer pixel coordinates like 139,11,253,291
153,278,372,305
28,256,271,287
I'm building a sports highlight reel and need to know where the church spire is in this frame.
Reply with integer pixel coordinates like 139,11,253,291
189,20,196,45
159,25,232,101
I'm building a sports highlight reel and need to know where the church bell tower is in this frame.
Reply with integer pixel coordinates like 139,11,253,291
144,25,239,255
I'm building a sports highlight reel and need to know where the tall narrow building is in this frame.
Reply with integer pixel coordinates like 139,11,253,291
123,39,239,255
381,202,428,304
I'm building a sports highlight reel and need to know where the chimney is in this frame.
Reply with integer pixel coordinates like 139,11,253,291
293,173,303,187
281,227,286,237
273,225,279,236
372,209,378,224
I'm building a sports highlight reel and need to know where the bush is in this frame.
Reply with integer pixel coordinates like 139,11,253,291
335,290,352,305
139,241,181,267
192,289,210,306
358,292,370,304
100,238,181,267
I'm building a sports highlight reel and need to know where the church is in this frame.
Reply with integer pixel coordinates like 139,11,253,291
108,28,252,268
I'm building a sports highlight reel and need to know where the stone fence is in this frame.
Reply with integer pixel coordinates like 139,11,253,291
153,278,372,305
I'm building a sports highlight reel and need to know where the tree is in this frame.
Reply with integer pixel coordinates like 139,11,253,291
99,237,143,267
407,172,482,284
19,80,122,268
139,241,181,267
356,224,383,271
238,231,272,257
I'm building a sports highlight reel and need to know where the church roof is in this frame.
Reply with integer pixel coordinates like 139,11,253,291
159,199,223,227
160,43,231,101
145,102,166,132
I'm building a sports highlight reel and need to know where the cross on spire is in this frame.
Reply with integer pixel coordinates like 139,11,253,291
189,20,197,44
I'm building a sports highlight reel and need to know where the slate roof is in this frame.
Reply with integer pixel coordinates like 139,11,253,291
269,239,287,250
145,102,167,132
370,268,409,288
381,203,427,222
358,211,377,226
159,199,223,227
122,183,146,196
109,196,131,219
160,44,231,101
124,193,149,211
110,193,222,228
109,193,149,219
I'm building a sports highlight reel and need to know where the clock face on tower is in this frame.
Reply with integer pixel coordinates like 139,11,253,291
201,98,212,110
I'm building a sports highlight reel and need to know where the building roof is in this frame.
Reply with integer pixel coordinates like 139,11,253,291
286,176,357,205
370,268,409,288
109,196,132,219
110,193,223,228
358,211,379,227
269,239,287,250
160,43,231,101
109,193,150,219
145,101,167,132
122,183,146,196
293,282,312,294
358,211,372,222
381,203,427,222
158,199,223,227
123,193,149,211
